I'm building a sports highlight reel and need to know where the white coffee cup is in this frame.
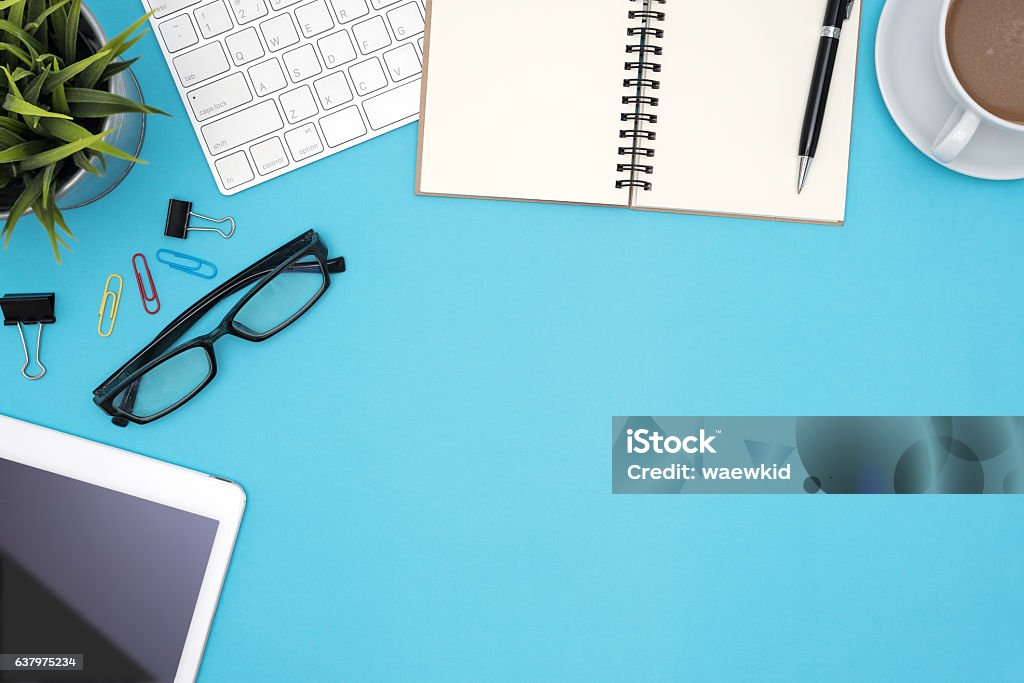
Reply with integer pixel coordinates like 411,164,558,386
930,0,1024,164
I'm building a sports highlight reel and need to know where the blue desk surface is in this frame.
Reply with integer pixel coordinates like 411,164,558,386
2,2,1023,680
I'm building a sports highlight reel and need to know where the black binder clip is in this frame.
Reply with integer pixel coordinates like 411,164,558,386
164,199,236,240
1,293,55,381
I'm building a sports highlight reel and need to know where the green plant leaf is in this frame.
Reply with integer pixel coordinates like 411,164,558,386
49,0,66,41
2,168,43,247
0,139,50,162
77,11,152,88
106,32,147,62
65,87,167,117
99,56,139,83
23,0,69,32
40,159,56,206
98,10,153,55
17,127,108,171
22,63,48,104
0,18,45,55
5,0,25,30
25,0,46,25
0,42,32,66
30,199,64,263
0,128,26,146
2,64,26,93
50,81,69,114
3,91,72,119
53,203,72,239
0,0,27,11
39,117,145,163
32,52,58,66
24,0,48,51
0,115,30,135
73,34,146,89
41,48,107,93
71,149,100,175
63,0,80,62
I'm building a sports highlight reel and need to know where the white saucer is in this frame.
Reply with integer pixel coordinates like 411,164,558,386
876,0,1024,180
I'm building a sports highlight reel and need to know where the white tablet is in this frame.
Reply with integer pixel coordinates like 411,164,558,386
0,414,245,683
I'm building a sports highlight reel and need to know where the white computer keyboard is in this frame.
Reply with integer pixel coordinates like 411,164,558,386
144,0,425,195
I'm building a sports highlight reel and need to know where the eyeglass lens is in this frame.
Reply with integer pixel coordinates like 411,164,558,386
233,260,327,337
112,260,328,419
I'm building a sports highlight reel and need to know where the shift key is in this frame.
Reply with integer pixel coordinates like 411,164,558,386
202,100,283,155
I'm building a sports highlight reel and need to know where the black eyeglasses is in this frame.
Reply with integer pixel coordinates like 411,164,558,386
94,231,346,426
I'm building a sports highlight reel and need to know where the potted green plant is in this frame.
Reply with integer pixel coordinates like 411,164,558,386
0,0,165,261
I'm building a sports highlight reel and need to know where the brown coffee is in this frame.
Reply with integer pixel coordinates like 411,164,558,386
946,0,1024,124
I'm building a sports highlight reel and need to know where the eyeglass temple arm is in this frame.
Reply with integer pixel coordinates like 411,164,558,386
150,257,344,354
111,256,347,392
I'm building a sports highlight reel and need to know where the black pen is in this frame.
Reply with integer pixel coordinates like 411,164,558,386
797,0,854,194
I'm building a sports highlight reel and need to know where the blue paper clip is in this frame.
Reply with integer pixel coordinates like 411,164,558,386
155,249,218,280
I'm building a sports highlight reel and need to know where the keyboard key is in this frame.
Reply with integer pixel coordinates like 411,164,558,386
318,31,357,68
260,14,300,51
330,0,368,23
280,85,319,123
283,44,323,82
159,15,199,52
188,72,253,120
349,57,386,95
320,106,365,146
284,123,325,160
369,0,400,8
295,0,334,38
227,0,267,24
269,0,301,7
214,150,255,188
383,43,419,82
173,42,231,86
352,15,391,55
226,27,265,65
201,99,283,154
248,58,288,95
313,72,353,109
362,79,418,129
195,1,233,38
151,0,201,18
386,2,422,40
250,137,290,174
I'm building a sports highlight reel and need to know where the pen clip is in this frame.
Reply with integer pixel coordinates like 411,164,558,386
845,0,854,20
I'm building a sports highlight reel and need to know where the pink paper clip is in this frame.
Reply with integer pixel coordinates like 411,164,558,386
132,253,160,315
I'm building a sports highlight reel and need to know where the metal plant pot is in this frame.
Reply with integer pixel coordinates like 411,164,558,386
0,4,147,219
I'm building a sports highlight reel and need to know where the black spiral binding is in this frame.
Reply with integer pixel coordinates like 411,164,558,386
616,0,665,192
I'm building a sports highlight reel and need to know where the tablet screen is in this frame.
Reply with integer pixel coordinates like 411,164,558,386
0,456,220,682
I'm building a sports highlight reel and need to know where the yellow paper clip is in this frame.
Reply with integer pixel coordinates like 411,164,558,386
98,274,123,338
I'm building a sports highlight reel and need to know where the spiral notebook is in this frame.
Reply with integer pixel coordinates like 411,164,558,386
415,0,862,225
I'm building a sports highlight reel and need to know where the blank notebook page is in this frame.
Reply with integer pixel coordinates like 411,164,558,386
417,0,630,207
635,1,861,224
